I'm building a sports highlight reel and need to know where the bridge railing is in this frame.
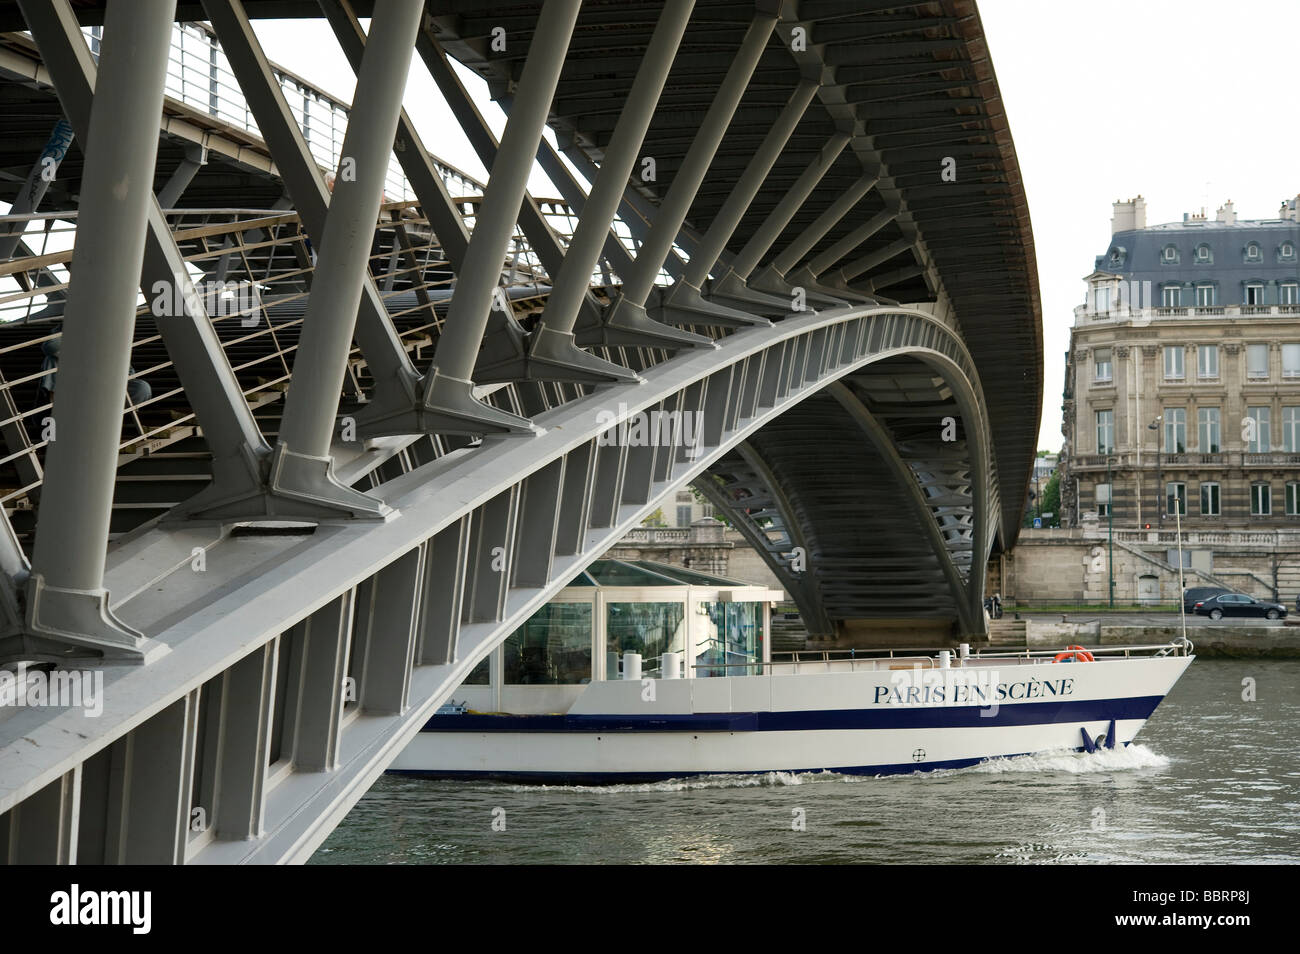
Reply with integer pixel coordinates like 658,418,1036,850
83,20,480,203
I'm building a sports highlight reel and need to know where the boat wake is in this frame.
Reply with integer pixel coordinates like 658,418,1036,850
509,770,840,794
502,746,1170,793
968,744,1169,775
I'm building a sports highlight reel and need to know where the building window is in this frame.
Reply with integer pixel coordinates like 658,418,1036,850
1251,483,1272,516
1247,343,1269,379
1164,408,1186,453
1282,283,1299,305
1094,348,1112,382
1096,482,1111,517
1283,406,1300,452
1196,284,1216,307
675,505,691,526
1280,242,1296,262
1094,286,1111,312
1245,283,1265,305
1164,346,1185,380
1197,345,1218,378
1197,407,1221,453
1096,409,1114,454
1166,481,1187,516
1162,245,1178,264
1287,482,1300,516
1245,406,1271,453
1283,343,1300,379
1245,242,1262,262
1195,244,1212,263
1200,482,1221,516
1161,285,1182,307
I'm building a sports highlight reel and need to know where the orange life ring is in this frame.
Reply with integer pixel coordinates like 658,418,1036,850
1053,645,1095,663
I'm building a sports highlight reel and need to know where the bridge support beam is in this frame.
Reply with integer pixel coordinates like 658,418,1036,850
266,0,421,514
557,145,691,282
322,2,616,421
417,0,582,426
799,208,895,283
10,0,178,663
156,142,208,208
666,78,819,319
520,0,697,375
750,172,878,304
205,0,450,450
533,138,636,278
605,12,779,338
318,0,469,273
417,16,641,387
24,0,279,526
711,130,850,307
823,236,915,294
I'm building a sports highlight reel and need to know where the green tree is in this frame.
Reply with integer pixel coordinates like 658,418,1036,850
1040,471,1061,527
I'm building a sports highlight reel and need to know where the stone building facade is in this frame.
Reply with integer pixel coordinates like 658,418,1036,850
1060,196,1300,531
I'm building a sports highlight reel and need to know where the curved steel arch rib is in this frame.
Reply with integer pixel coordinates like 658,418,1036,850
0,304,1002,863
692,443,833,637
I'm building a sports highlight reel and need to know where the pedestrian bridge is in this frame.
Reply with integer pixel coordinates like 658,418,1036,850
0,0,1040,863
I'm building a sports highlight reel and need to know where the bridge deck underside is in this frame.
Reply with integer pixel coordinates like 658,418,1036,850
745,394,958,620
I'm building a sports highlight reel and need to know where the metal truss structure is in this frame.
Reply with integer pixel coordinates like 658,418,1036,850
0,0,1040,863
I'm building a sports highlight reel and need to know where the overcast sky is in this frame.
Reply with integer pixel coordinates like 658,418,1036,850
257,1,1300,453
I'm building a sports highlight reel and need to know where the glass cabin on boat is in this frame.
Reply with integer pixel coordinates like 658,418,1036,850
449,560,784,715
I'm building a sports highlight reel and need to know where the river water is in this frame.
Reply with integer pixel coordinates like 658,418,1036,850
312,658,1299,864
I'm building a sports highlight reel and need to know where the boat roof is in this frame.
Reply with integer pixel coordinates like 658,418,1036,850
568,559,749,589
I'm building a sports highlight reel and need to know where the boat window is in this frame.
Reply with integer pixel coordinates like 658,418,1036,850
695,601,762,677
607,601,686,676
463,655,490,685
503,602,593,684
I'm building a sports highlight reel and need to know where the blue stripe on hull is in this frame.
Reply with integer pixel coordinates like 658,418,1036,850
419,696,1165,733
388,744,1111,785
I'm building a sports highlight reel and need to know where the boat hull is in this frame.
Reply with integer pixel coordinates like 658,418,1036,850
391,654,1193,783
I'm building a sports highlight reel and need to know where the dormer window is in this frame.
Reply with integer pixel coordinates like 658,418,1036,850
1245,242,1262,262
1107,246,1126,267
1162,245,1179,264
1094,285,1111,312
1280,242,1296,262
1195,244,1212,263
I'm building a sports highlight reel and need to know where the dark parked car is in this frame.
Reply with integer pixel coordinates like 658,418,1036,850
1182,586,1230,613
1192,593,1288,621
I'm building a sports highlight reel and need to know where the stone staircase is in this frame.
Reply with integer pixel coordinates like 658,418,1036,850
1277,559,1300,609
770,612,809,653
986,617,1028,648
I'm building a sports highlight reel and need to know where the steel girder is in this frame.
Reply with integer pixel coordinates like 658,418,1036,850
0,304,1000,863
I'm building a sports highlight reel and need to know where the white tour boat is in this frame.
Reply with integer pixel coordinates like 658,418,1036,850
391,560,1194,782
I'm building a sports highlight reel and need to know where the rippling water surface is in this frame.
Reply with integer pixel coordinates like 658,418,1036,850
313,659,1299,864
